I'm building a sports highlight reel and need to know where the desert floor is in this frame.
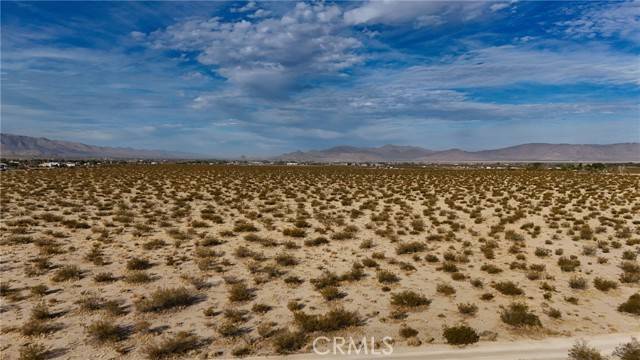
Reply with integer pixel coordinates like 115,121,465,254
1,165,638,359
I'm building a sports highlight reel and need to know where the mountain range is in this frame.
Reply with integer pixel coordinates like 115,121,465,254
276,143,640,163
1,133,638,162
0,133,200,159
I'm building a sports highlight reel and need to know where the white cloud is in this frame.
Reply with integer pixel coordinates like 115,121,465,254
231,1,257,13
146,2,361,98
344,1,491,27
556,1,640,42
129,31,146,41
181,71,207,81
248,9,271,19
490,3,510,12
390,45,640,88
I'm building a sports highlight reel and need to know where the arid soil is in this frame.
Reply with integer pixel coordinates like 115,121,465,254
1,165,638,359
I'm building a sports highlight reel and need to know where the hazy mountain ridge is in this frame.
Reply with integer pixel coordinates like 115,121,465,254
0,133,202,159
2,134,637,162
277,143,640,162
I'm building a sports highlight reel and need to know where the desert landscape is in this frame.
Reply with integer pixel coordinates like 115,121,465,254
0,164,638,359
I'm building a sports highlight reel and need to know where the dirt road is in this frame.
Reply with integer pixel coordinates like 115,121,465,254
245,333,639,360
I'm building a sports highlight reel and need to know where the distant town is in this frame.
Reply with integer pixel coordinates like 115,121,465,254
1,158,637,174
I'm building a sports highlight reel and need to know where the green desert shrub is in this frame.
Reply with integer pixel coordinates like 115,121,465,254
442,325,480,345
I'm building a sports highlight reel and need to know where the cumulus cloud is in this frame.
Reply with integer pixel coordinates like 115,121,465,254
230,1,257,13
145,2,362,98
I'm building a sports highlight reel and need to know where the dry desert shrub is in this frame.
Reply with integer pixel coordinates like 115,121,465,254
618,293,640,315
500,302,541,327
613,338,640,360
143,331,201,359
86,319,128,343
135,287,199,313
18,343,48,360
567,340,605,360
390,290,431,308
272,330,307,354
293,308,362,333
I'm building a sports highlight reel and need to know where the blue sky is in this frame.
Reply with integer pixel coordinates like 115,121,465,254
2,1,639,157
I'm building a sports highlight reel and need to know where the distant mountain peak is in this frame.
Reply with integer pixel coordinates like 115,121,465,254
275,143,640,163
0,133,204,159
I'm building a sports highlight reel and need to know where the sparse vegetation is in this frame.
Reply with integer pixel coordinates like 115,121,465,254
1,164,638,358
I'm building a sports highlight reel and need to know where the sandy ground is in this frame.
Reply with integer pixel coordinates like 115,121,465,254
0,165,638,359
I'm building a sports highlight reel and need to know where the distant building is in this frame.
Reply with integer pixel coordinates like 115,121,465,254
39,162,60,168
